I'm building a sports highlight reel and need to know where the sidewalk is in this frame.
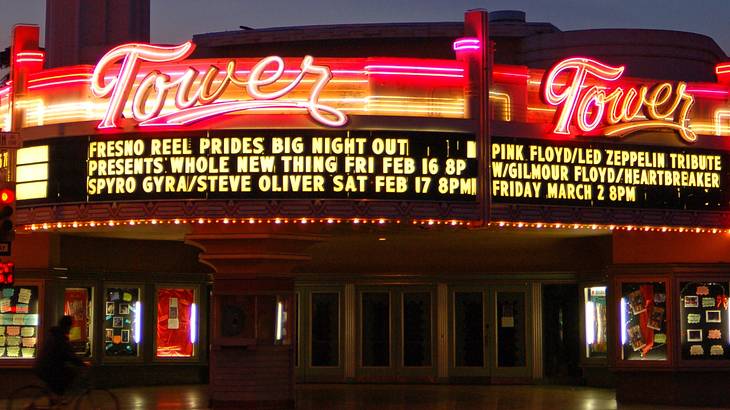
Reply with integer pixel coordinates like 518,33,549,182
4,384,723,409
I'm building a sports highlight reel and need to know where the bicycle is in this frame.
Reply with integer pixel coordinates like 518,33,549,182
6,368,119,410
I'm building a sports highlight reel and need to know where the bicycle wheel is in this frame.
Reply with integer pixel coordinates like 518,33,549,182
6,385,53,410
73,388,119,410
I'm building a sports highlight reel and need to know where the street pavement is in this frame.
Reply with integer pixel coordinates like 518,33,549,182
3,384,725,409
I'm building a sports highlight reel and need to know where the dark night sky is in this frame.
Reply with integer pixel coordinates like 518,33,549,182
0,0,728,54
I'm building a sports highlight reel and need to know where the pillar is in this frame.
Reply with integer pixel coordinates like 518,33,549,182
185,223,326,410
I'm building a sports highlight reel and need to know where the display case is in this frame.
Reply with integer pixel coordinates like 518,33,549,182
584,286,608,359
64,287,93,357
0,282,42,361
155,286,199,359
678,279,730,361
103,285,142,359
617,279,670,362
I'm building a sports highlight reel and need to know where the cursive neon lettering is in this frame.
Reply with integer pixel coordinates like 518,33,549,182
542,57,696,143
91,41,348,129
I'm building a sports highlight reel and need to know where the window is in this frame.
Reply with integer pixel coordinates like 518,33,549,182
454,292,483,367
403,292,431,367
496,291,526,367
361,292,389,367
311,292,339,367
584,286,607,358
620,281,667,360
64,287,93,357
0,285,39,359
156,287,197,358
104,287,141,357
679,281,729,360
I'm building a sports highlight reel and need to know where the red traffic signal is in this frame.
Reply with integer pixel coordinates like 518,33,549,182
0,262,14,286
0,183,14,244
0,188,13,204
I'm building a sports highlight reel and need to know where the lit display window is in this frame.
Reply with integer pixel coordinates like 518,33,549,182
679,281,730,360
64,287,93,357
104,287,141,357
155,287,197,358
620,282,667,360
0,285,39,359
275,295,292,346
584,286,607,358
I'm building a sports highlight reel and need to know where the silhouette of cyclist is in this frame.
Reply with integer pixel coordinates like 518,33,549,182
34,315,87,397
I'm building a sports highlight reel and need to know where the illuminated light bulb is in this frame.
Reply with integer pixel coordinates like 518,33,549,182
354,219,360,224
108,221,115,227
609,225,615,230
56,222,62,228
174,219,180,224
499,222,505,227
428,220,434,225
274,218,281,224
573,224,579,229
536,223,543,228
591,225,597,230
31,225,37,231
555,223,562,228
517,223,524,228
198,218,205,224
223,218,229,224
151,219,158,225
661,227,667,232
72,222,79,228
327,219,334,224
249,218,255,224
301,218,308,224
129,220,136,225
89,222,96,227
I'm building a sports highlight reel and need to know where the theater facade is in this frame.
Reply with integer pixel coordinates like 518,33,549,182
1,9,730,408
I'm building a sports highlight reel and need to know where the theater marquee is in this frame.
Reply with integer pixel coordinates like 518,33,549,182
9,37,730,228
84,132,478,202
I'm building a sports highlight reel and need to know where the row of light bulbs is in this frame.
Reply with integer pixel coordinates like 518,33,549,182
18,218,729,234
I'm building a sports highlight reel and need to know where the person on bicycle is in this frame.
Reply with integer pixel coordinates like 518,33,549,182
34,315,87,397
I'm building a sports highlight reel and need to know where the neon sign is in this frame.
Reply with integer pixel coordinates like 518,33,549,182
542,57,696,143
91,42,348,129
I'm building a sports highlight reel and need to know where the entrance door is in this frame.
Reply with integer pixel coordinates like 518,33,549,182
490,286,532,379
356,286,436,381
450,285,532,381
450,288,489,380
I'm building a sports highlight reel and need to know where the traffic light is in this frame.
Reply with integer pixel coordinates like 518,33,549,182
0,182,14,248
0,262,13,286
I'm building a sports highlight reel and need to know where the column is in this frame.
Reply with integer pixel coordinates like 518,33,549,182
185,223,326,410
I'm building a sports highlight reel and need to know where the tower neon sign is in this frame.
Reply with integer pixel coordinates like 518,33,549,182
542,57,696,143
91,41,348,129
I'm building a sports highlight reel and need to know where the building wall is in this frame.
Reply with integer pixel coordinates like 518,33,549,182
45,0,150,68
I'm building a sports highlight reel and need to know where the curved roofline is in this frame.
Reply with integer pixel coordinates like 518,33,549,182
194,21,463,40
529,27,727,58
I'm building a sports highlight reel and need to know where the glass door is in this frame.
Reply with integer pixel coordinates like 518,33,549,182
490,286,532,378
450,288,489,378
